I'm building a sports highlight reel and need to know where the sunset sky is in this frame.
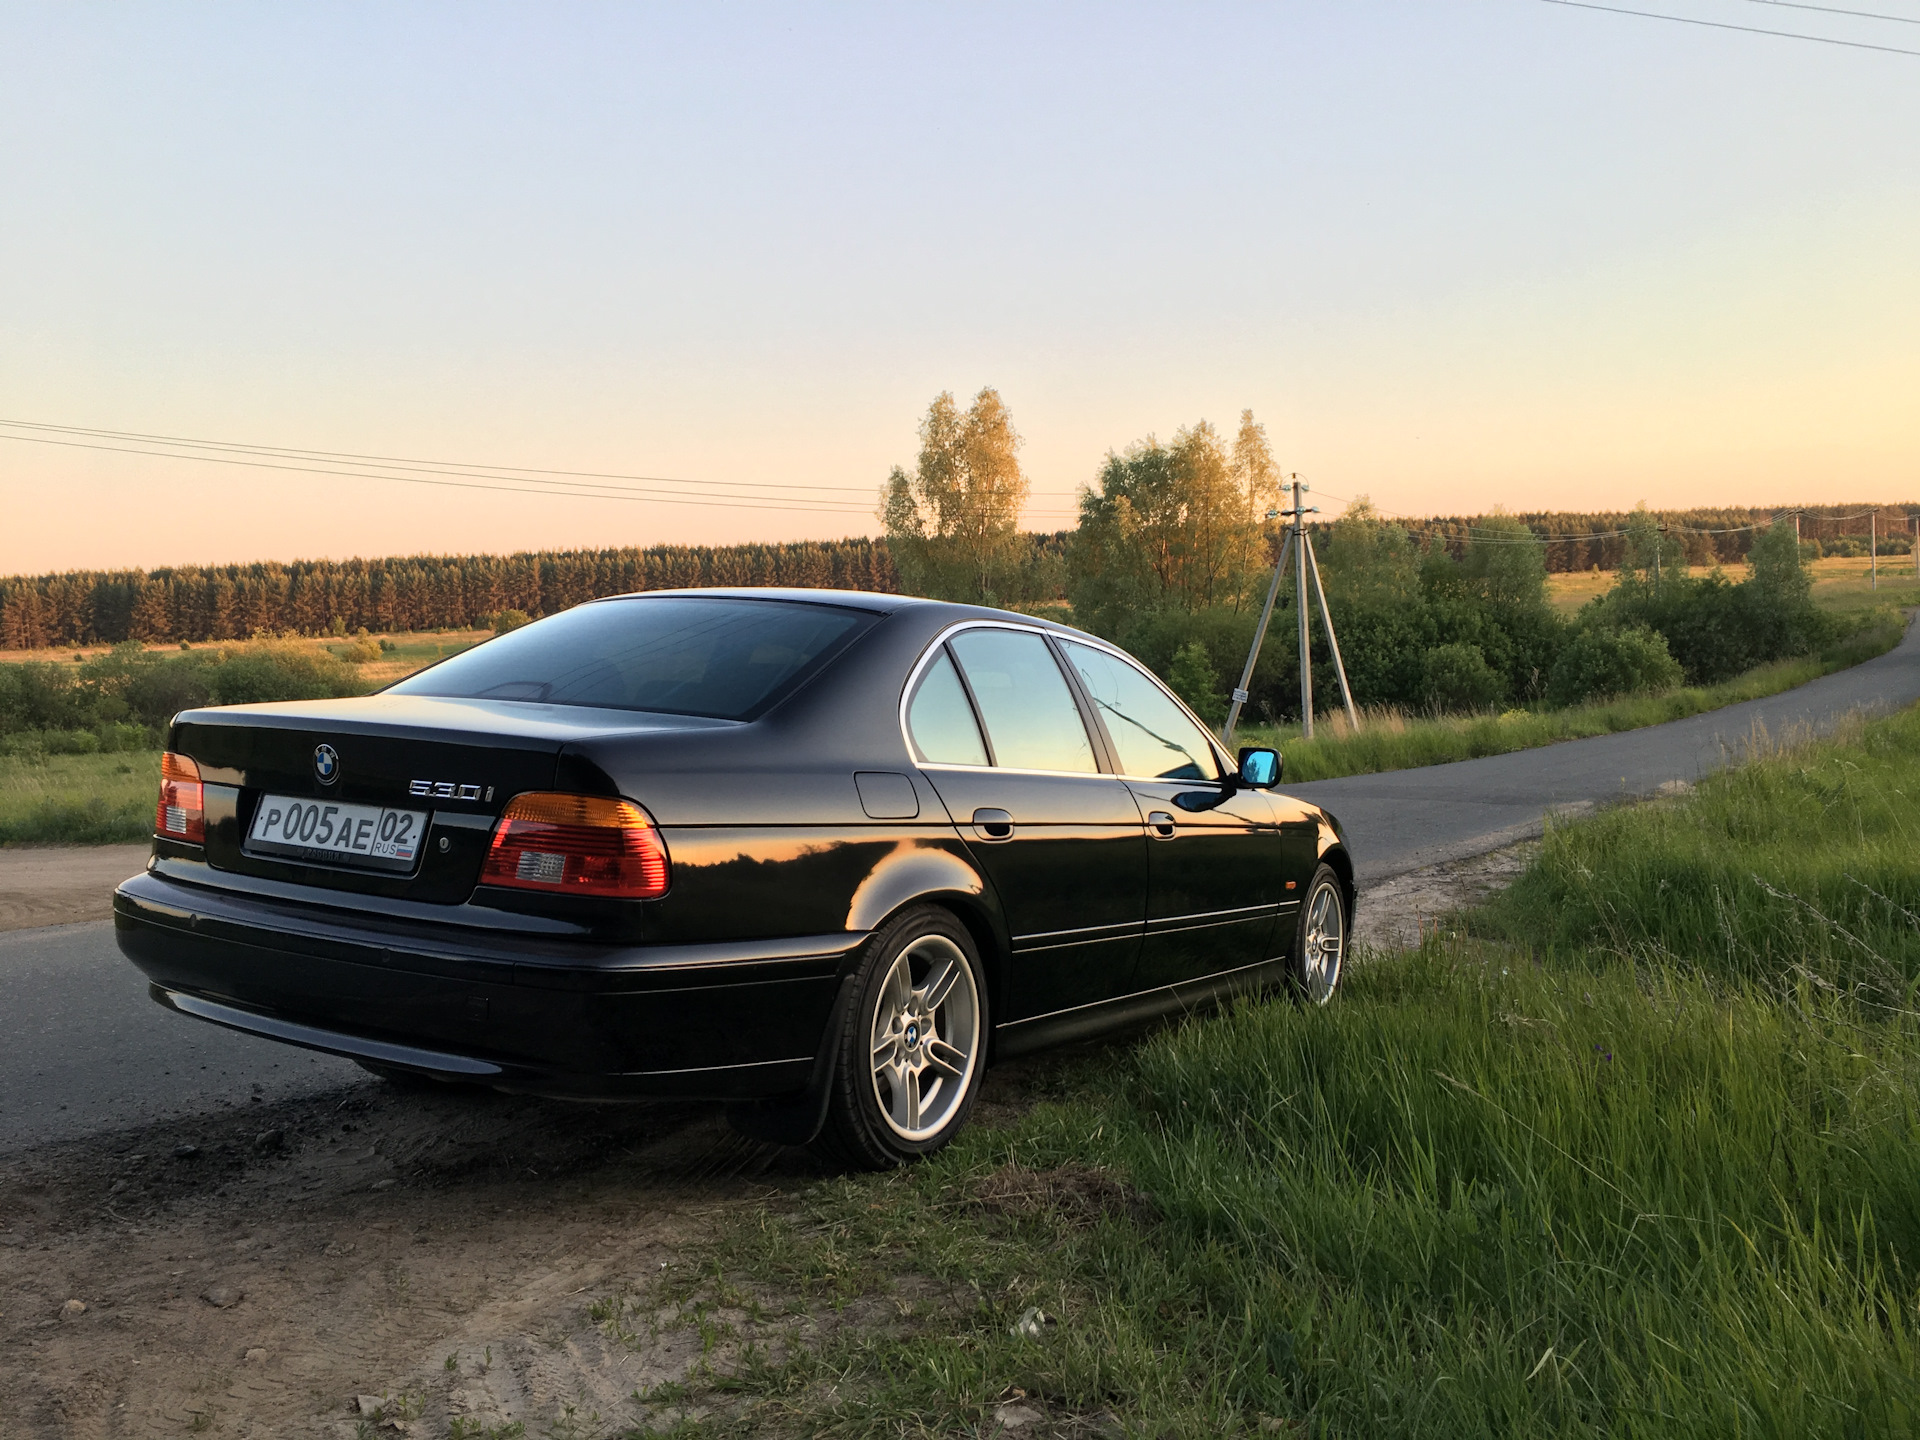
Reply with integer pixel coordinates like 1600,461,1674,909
2,2,1916,575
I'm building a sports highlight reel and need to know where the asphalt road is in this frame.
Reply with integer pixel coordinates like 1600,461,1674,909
0,921,363,1153
5,620,1916,1154
1292,619,1920,882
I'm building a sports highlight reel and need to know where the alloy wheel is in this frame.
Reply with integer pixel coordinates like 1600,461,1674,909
1300,879,1345,1004
867,934,981,1142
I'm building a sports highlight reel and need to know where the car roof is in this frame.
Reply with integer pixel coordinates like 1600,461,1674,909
584,587,1094,637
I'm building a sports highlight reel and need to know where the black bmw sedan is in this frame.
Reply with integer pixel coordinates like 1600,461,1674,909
115,589,1354,1166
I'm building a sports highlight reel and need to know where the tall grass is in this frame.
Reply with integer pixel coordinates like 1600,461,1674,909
670,954,1920,1437
0,750,159,845
1484,705,1920,1004
644,704,1920,1438
1243,615,1903,783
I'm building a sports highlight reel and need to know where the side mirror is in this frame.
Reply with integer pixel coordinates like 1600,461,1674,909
1237,746,1281,789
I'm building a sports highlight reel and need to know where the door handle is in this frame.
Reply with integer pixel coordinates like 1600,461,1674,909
1147,810,1177,838
971,807,1015,842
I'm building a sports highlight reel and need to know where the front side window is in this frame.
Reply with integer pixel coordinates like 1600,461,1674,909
947,629,1098,774
387,597,873,721
1061,639,1218,781
906,649,989,766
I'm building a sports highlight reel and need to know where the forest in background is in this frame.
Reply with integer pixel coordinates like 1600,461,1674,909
0,504,1898,652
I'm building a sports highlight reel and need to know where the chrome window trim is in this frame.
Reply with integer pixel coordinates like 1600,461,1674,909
1049,633,1236,783
899,619,1108,777
918,762,1134,782
897,619,1239,784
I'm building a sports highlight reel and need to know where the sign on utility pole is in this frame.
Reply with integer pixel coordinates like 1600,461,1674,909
1222,478,1358,745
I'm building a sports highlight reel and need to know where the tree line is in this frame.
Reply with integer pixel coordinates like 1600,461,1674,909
0,540,904,649
1403,505,1913,572
1,379,1905,659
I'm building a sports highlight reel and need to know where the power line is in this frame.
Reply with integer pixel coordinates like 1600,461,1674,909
1308,490,1892,544
0,418,877,496
0,417,1078,510
1536,0,1920,55
0,420,1084,521
1745,0,1920,25
0,431,888,517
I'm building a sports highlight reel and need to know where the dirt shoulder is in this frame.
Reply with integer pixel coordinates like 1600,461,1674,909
1,1083,823,1439
0,845,148,933
1352,841,1541,951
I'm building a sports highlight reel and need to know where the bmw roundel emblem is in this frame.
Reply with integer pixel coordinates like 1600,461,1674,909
313,744,340,785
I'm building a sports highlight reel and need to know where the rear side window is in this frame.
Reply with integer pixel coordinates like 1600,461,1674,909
907,650,990,766
947,630,1097,774
387,597,874,720
1061,639,1219,781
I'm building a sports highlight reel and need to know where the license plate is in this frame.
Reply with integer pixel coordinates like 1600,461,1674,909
246,795,429,872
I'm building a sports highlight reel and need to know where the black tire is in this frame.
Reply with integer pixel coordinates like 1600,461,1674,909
812,905,988,1169
1289,863,1347,1005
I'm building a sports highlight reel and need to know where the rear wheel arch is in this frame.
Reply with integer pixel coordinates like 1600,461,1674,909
813,900,992,1167
847,890,1005,1025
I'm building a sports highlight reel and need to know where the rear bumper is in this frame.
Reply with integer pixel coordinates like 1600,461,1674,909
113,870,862,1100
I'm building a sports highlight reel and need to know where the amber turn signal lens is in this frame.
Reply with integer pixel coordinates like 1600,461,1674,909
155,751,205,844
479,792,669,899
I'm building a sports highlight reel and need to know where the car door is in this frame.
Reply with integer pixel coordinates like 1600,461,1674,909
905,627,1148,1023
1056,638,1286,993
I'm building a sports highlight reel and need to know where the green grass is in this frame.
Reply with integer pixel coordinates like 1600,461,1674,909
0,749,159,844
622,707,1920,1438
0,633,485,846
1240,614,1904,783
1808,556,1920,618
1483,702,1920,1004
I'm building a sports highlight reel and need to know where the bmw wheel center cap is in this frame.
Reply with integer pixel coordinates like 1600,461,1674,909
313,744,340,785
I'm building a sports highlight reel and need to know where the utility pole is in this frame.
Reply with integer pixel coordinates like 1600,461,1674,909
1222,478,1358,745
1871,510,1878,590
1294,483,1313,737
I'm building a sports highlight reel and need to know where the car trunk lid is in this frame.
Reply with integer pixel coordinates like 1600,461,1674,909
168,695,724,904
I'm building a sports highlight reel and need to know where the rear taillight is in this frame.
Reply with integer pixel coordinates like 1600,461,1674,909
480,793,669,899
155,751,205,844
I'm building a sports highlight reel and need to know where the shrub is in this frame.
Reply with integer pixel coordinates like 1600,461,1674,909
1546,625,1682,707
0,661,93,732
337,629,383,663
1,641,369,737
1165,640,1224,723
1420,642,1504,713
205,640,362,707
490,609,532,635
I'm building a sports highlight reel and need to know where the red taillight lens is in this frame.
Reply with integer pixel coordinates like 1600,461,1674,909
480,793,669,899
155,751,205,844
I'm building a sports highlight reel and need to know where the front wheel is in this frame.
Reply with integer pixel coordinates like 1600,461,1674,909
1289,864,1347,1005
813,906,987,1169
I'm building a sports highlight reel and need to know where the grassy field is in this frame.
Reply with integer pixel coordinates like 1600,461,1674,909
0,626,488,678
0,631,486,845
1240,612,1904,783
0,750,160,845
1543,553,1920,616
622,707,1920,1438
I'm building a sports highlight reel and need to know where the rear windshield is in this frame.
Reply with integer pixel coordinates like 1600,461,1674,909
386,597,875,720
